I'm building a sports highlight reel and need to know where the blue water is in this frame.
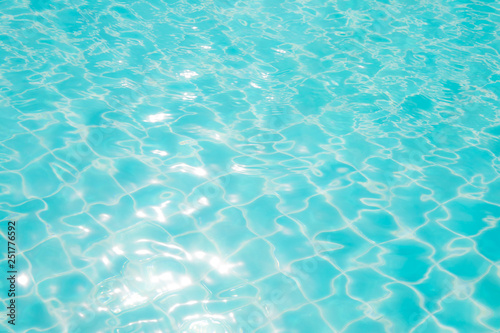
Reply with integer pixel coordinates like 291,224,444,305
1,0,500,332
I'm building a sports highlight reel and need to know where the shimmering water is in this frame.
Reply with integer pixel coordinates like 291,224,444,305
1,0,500,332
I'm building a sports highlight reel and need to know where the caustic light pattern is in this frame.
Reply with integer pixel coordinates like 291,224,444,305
1,0,500,332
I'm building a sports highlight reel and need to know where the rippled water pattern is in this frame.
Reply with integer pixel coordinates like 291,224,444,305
1,0,500,332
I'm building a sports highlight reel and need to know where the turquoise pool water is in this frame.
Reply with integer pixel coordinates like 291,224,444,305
1,0,500,332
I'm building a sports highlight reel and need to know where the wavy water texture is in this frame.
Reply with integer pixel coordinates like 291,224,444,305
0,0,500,332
